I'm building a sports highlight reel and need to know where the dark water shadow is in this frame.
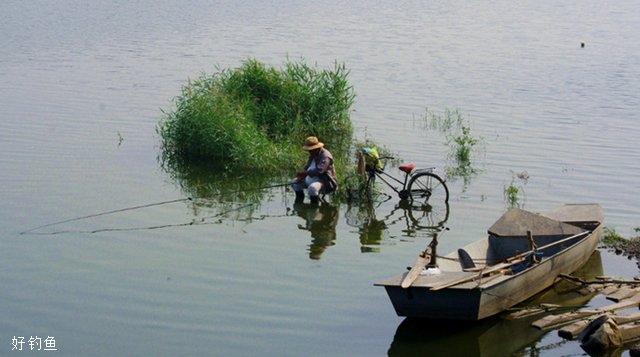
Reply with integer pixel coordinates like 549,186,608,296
292,201,340,260
161,158,291,204
387,251,604,357
162,156,453,259
345,199,450,252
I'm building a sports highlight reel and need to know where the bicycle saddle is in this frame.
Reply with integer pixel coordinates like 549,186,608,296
399,163,415,173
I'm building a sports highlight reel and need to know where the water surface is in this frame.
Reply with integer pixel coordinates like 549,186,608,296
1,1,639,355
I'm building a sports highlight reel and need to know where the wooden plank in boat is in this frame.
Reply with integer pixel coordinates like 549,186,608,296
430,258,524,291
411,271,477,288
390,272,478,288
376,271,478,288
374,274,405,286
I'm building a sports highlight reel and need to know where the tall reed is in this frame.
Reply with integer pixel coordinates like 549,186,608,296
158,59,355,175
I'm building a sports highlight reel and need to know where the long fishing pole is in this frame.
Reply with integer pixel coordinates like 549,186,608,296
25,203,255,236
20,182,290,235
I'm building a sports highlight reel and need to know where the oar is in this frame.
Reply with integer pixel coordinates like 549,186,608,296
401,229,447,288
430,230,591,291
401,246,433,288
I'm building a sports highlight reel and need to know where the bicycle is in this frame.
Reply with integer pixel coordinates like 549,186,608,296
361,147,449,207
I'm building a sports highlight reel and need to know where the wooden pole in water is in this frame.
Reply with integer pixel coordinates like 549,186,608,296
356,151,366,177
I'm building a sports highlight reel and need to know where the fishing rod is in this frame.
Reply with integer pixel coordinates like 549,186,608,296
25,203,255,236
20,182,290,235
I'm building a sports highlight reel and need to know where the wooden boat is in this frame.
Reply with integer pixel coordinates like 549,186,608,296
388,251,604,357
375,204,604,320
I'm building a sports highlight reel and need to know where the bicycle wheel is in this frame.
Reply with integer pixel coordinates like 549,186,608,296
407,202,450,231
407,172,449,206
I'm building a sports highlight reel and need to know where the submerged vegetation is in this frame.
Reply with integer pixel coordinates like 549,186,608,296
420,108,483,191
504,170,529,208
601,227,640,268
158,58,355,175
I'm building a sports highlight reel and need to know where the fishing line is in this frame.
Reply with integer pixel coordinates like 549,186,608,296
20,183,290,235
20,197,192,235
25,203,254,236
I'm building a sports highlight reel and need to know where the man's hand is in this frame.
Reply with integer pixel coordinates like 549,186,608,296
295,171,308,182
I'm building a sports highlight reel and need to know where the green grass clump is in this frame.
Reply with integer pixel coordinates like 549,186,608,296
602,227,627,249
504,170,528,208
420,108,483,192
158,58,355,174
601,227,640,268
449,126,478,165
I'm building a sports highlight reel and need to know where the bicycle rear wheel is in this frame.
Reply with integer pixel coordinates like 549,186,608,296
407,172,449,206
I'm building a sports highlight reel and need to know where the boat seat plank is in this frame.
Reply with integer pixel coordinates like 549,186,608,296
375,271,477,288
412,271,477,288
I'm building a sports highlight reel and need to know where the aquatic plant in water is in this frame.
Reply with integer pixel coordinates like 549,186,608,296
158,58,355,176
601,227,640,268
420,108,484,192
449,126,478,165
504,170,528,208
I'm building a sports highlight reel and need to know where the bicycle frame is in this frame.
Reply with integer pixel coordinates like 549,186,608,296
368,168,410,197
367,158,435,198
361,148,449,207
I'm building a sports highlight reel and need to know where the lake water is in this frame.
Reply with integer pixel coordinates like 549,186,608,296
1,1,639,356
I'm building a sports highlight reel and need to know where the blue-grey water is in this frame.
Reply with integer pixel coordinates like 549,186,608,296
1,1,639,356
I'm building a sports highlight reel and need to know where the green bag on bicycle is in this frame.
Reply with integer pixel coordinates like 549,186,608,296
362,147,383,170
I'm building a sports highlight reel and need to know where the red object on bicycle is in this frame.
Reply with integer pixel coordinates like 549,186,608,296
399,163,415,174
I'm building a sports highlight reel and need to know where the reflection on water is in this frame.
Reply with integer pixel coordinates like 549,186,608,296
165,155,451,259
20,198,257,236
445,162,481,196
162,158,290,204
293,201,340,260
346,199,450,252
389,251,604,357
390,315,543,357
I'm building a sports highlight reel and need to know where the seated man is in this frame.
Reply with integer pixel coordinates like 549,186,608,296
291,136,337,204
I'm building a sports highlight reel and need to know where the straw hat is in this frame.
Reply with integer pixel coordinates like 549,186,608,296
302,136,324,151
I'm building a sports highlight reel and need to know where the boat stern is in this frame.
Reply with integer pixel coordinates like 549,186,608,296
375,275,483,320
